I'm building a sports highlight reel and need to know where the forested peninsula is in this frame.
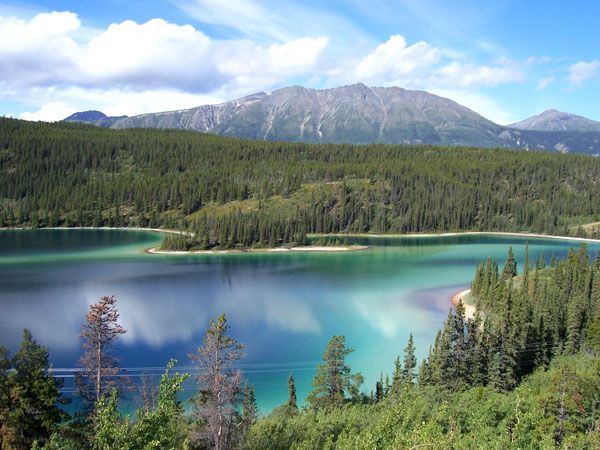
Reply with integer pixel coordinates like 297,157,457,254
2,117,600,250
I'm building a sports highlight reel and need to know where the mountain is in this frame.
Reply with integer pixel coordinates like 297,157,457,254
64,84,600,156
108,84,507,146
64,110,127,127
510,109,600,132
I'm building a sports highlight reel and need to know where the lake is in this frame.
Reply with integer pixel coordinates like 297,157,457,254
1,229,598,413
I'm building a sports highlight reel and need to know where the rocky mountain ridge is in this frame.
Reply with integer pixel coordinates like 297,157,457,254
64,83,600,156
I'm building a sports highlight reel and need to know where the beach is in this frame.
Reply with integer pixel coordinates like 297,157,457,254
451,288,476,320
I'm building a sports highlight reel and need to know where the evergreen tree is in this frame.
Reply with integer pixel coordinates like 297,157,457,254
308,335,362,410
401,334,417,385
375,377,384,403
239,385,258,447
501,246,517,281
287,374,298,413
0,346,12,447
1,330,67,450
390,356,402,396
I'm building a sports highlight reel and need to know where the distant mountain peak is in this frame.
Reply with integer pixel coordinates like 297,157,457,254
64,110,107,122
61,84,600,156
511,109,600,132
64,110,128,127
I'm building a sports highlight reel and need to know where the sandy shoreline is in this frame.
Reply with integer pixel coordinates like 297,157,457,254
451,288,476,320
319,231,600,243
3,227,598,255
146,245,369,255
1,226,191,236
4,227,599,243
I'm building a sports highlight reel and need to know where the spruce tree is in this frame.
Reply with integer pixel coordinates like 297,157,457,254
390,356,402,397
2,330,67,450
401,334,417,385
287,374,298,413
375,375,384,403
501,246,517,281
308,335,362,410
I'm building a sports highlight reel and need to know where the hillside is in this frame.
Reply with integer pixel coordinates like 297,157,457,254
3,117,600,250
63,84,600,156
511,109,600,132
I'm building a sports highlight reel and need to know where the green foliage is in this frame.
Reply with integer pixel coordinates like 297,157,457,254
307,336,363,410
585,312,600,353
3,118,600,248
287,374,298,414
41,360,190,450
247,248,600,448
0,330,67,450
247,355,600,449
128,359,189,450
90,391,130,450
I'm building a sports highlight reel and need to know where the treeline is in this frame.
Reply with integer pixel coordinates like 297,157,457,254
2,248,600,448
419,245,600,392
245,246,600,449
2,117,600,249
0,296,257,450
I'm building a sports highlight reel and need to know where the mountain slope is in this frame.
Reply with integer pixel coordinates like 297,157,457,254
106,84,504,146
63,84,600,155
510,109,600,132
64,110,127,127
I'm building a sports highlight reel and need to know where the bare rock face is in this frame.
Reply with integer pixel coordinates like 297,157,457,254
510,109,600,132
64,84,600,155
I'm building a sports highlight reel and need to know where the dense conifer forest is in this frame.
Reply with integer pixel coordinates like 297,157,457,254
2,117,600,250
2,247,600,448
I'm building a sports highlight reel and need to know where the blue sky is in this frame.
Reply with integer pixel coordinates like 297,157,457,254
1,0,599,124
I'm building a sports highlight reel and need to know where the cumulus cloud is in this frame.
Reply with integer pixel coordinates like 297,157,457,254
0,12,81,87
20,102,76,121
430,60,524,88
0,11,329,120
356,35,441,82
350,35,523,90
16,87,224,121
2,11,531,122
1,12,328,95
568,60,599,88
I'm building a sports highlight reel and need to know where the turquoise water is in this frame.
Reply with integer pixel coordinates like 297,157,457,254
1,229,598,413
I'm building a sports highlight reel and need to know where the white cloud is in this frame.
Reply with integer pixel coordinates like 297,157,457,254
536,76,555,91
0,11,533,122
179,0,367,46
213,37,328,94
0,12,328,95
17,87,224,121
178,0,287,41
429,88,518,125
356,35,441,82
1,11,329,120
568,60,599,88
430,60,524,88
20,102,75,121
348,35,524,91
0,12,81,86
81,19,213,90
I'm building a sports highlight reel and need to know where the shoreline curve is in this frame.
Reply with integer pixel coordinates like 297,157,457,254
451,288,476,320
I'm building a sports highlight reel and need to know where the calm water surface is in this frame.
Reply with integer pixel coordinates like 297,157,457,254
1,229,598,412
